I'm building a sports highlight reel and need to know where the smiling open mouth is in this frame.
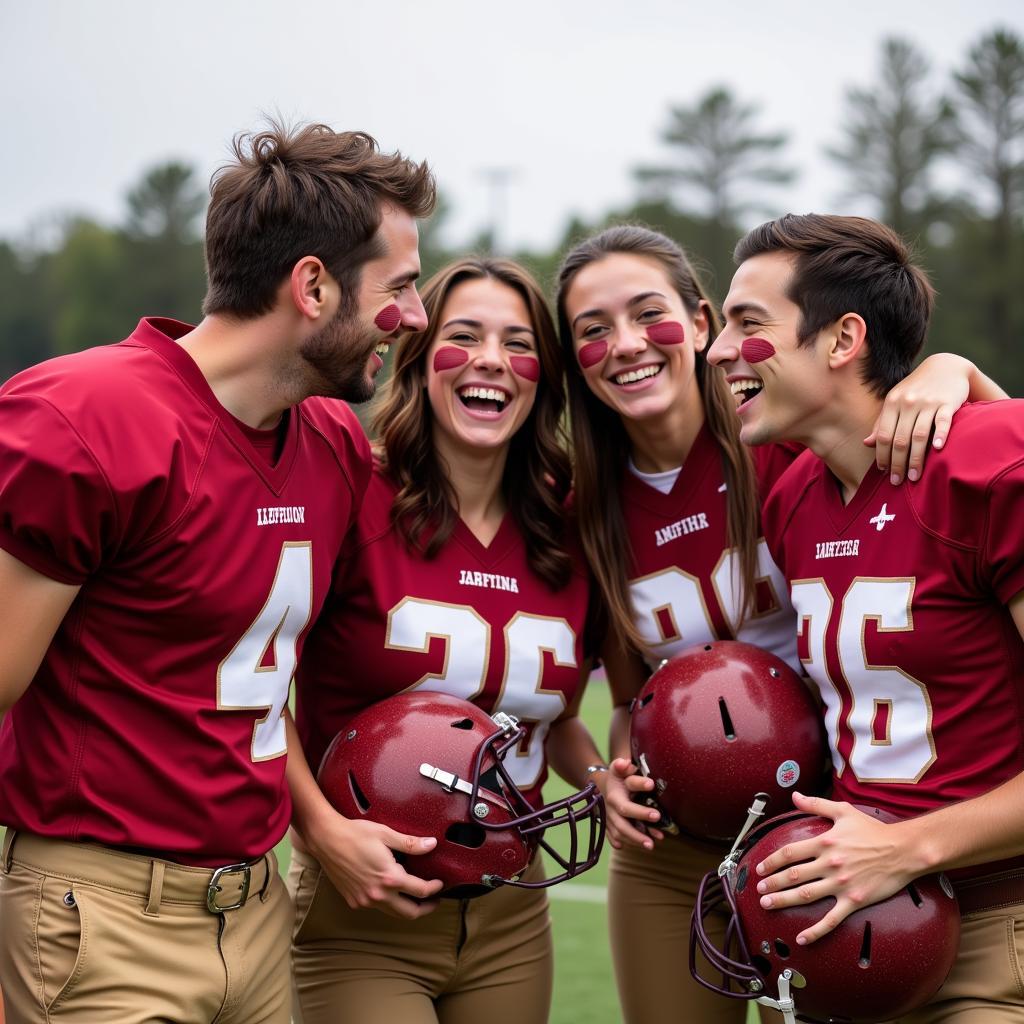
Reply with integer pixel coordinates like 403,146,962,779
729,379,763,406
613,365,663,386
457,386,508,413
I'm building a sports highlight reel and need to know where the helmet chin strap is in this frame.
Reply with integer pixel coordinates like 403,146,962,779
715,797,799,1022
718,791,770,878
756,970,798,1023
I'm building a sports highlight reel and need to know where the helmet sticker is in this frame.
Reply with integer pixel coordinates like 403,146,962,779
776,760,800,788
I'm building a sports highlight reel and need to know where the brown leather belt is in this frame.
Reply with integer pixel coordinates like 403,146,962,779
952,868,1024,916
2,830,274,914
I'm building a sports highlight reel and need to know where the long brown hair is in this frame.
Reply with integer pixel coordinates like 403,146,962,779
374,257,573,590
555,226,761,651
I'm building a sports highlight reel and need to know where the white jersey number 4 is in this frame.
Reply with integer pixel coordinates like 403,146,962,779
218,542,313,762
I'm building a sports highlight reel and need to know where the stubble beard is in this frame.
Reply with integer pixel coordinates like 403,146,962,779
299,305,379,404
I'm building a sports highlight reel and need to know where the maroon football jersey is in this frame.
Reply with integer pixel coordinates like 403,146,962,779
296,467,594,805
623,424,801,671
762,401,1024,829
0,318,371,864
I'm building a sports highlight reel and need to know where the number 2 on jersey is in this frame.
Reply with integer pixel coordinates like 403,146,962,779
217,542,313,762
629,540,793,667
386,599,576,788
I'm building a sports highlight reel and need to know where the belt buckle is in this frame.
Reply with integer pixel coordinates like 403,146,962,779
207,862,252,913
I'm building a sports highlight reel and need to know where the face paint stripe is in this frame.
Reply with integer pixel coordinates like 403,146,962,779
646,321,686,346
741,337,776,363
509,356,540,382
577,340,609,369
432,346,470,373
374,304,401,333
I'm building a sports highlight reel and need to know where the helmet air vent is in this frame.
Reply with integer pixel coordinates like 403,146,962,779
450,718,475,730
858,922,872,968
445,822,486,849
718,697,737,741
774,938,790,958
348,771,371,814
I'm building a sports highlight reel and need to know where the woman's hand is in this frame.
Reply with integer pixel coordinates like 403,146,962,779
595,757,666,850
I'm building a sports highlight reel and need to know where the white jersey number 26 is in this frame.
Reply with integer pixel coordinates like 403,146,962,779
790,577,934,783
386,599,577,789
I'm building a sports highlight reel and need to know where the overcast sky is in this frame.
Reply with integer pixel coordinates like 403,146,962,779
3,0,1022,252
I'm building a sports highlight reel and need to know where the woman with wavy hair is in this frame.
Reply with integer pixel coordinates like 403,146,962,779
288,256,614,1024
555,224,1005,1024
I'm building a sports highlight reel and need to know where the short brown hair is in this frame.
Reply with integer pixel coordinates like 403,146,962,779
203,122,435,318
374,257,574,591
735,214,934,395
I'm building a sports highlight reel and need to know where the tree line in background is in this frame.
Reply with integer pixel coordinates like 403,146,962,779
1,29,1021,391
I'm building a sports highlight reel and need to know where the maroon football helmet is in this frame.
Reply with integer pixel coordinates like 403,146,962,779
628,640,827,842
690,807,961,1022
317,691,605,898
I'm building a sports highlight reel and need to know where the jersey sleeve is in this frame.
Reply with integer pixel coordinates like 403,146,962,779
907,402,1024,603
981,460,1024,603
0,394,118,583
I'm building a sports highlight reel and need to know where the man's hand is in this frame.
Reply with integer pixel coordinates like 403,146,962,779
307,813,444,920
597,757,665,850
753,792,917,945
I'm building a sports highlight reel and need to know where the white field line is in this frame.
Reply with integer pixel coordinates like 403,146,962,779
547,882,607,903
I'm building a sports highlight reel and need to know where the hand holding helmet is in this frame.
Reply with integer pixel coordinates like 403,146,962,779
628,640,827,843
690,804,961,1022
598,756,666,850
318,691,606,899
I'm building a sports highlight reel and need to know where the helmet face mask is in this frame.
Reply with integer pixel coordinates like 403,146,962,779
689,808,961,1023
628,640,828,843
318,692,606,898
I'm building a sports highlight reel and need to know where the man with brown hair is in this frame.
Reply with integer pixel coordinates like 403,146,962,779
708,213,1024,1019
0,122,436,1023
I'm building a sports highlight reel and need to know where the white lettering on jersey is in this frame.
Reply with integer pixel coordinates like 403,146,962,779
457,569,520,593
815,539,860,560
256,506,306,526
654,512,710,548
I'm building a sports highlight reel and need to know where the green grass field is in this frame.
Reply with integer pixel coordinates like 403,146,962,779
531,678,619,1024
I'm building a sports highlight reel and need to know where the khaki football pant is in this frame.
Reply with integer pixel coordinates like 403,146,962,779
899,902,1024,1022
613,831,1024,1023
609,835,779,1023
288,847,552,1024
0,831,291,1024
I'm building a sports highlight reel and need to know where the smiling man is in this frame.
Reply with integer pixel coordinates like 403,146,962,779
707,213,1024,1020
0,123,433,1024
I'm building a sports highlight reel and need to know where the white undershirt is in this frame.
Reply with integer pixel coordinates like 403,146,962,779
628,456,682,494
